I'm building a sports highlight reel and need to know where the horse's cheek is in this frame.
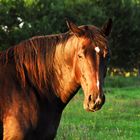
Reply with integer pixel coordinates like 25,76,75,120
75,63,81,82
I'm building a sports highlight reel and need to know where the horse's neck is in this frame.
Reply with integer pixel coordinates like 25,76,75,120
54,37,80,104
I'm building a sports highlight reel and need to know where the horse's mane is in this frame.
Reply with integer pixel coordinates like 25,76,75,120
0,32,71,90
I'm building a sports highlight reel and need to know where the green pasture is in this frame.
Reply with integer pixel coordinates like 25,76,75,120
55,76,140,140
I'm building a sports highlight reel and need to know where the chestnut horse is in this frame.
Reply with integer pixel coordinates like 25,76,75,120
0,19,112,140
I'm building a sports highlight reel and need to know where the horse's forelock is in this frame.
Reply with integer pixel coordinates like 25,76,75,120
82,25,108,50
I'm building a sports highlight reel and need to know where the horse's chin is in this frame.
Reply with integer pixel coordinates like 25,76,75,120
83,104,102,112
84,108,101,112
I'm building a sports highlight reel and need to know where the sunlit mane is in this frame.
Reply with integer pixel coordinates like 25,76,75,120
0,33,71,89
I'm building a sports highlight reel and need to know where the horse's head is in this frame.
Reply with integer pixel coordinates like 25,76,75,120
66,19,112,112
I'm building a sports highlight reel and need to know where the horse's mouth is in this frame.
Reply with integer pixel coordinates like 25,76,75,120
84,105,102,112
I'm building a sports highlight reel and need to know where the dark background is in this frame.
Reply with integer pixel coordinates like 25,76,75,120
0,0,140,75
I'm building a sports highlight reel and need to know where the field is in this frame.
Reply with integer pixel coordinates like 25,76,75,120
55,76,140,140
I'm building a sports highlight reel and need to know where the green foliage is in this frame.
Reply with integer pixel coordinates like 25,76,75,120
0,0,140,70
55,77,140,140
105,76,140,88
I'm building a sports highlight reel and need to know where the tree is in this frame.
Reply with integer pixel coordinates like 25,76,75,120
0,0,140,74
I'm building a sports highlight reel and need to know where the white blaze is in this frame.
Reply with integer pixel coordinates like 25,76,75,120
95,46,100,90
97,80,100,90
95,46,100,53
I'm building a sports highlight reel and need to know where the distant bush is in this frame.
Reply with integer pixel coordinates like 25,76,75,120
105,76,140,88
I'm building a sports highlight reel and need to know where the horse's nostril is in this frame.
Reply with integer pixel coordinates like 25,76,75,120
88,95,94,102
88,95,92,102
93,103,97,110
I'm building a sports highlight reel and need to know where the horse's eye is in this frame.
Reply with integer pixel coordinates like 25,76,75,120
78,51,85,58
78,54,82,58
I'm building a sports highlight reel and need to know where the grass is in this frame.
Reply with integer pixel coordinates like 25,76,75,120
55,76,140,140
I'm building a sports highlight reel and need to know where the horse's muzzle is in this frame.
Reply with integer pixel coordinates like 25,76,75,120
84,94,105,112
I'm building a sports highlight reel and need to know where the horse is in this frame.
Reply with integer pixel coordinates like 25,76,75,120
0,18,112,140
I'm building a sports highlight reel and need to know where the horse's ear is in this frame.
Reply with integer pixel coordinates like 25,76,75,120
101,18,112,36
66,19,83,37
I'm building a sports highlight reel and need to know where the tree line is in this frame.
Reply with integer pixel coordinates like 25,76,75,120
0,0,140,74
